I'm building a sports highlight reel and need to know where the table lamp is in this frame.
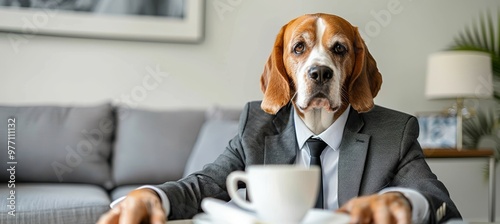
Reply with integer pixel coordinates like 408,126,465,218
425,51,493,150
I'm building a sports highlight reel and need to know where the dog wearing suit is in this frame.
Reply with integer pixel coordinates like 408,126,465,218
151,13,461,223
99,13,462,224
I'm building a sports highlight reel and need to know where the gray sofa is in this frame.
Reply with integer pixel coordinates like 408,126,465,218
0,103,241,224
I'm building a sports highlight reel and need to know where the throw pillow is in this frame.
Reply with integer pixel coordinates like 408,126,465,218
112,107,205,185
0,103,114,189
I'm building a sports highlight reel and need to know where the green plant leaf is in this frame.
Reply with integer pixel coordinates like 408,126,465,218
478,14,488,50
497,8,500,56
448,9,500,110
463,109,496,148
487,11,495,53
465,26,478,47
448,11,500,179
494,93,500,101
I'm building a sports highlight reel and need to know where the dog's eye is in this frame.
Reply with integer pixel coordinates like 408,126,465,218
333,43,347,54
293,42,305,55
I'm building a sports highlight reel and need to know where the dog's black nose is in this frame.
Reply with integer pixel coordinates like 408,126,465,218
308,66,333,83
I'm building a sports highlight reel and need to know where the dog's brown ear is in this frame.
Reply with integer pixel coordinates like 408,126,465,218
260,24,293,115
348,27,382,113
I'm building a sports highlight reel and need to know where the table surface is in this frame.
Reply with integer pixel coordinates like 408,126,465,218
168,220,192,224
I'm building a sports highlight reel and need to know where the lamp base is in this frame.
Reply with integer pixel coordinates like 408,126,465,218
455,98,464,151
441,98,470,150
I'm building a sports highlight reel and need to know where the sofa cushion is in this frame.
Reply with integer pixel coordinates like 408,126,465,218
0,104,114,188
183,119,239,177
0,183,110,224
110,185,143,201
113,107,205,186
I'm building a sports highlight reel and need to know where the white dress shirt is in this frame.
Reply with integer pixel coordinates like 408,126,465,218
293,106,350,209
112,106,429,223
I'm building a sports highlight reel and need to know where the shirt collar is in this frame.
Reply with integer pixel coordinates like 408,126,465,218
294,106,351,151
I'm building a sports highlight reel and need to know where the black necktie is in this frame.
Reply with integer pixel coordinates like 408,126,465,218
306,138,327,209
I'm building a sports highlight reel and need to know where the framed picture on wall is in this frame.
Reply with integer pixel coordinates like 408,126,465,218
0,0,204,43
416,112,457,149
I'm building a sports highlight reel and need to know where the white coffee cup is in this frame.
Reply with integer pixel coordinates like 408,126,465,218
226,165,320,223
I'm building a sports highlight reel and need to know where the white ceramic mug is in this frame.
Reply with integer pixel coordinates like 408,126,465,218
226,165,320,223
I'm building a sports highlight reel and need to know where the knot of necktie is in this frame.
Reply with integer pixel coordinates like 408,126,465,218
306,138,327,160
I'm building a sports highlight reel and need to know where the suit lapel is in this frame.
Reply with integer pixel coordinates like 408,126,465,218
264,104,299,165
338,108,370,206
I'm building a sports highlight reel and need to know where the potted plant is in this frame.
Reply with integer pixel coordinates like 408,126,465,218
448,11,500,176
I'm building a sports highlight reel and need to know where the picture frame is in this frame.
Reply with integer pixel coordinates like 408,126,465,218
0,0,205,43
416,112,457,149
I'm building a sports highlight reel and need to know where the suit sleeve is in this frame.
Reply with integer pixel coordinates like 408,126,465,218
394,117,462,223
154,103,251,220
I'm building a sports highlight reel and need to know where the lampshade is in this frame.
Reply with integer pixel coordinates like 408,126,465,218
425,51,493,99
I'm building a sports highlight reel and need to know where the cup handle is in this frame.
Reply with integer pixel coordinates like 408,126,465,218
226,171,254,211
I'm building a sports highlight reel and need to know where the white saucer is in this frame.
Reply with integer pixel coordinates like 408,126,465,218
302,209,350,224
193,209,350,224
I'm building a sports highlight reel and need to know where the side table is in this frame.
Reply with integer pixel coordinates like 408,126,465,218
423,148,496,222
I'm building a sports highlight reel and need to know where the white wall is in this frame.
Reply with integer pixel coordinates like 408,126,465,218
0,0,499,221
0,0,497,112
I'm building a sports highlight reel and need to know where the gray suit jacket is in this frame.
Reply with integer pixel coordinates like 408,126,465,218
157,101,461,223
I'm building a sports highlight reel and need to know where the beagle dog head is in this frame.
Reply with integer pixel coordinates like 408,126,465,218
260,13,382,116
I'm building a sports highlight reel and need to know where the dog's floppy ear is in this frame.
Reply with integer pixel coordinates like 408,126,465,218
260,24,293,115
348,27,383,113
